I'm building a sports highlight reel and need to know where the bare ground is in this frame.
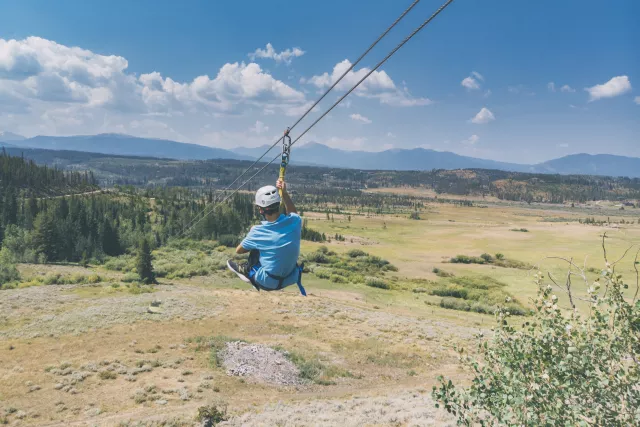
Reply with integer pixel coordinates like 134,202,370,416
0,269,474,426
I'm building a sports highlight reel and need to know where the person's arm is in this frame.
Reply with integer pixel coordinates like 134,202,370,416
236,244,249,254
277,179,297,214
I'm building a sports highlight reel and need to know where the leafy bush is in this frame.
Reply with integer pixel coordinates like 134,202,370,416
434,257,640,426
495,253,505,260
217,234,239,248
196,404,227,426
0,247,20,288
347,249,367,258
330,274,347,284
104,255,136,272
439,297,470,311
365,277,389,289
122,273,139,283
480,253,493,262
431,285,468,299
510,228,529,232
433,267,454,278
313,267,331,279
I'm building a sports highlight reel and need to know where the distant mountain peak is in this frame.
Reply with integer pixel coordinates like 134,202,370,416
0,131,26,142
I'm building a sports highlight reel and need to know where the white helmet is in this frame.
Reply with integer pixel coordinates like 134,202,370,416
255,185,281,208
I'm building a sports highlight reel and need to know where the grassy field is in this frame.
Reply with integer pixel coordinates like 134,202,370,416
1,195,639,425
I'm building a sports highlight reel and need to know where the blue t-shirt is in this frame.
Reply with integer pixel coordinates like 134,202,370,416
241,213,302,289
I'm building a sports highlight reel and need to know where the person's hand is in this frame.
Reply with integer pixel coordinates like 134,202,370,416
276,179,286,192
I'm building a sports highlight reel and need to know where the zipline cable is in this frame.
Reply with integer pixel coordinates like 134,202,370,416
179,0,423,234
182,0,455,236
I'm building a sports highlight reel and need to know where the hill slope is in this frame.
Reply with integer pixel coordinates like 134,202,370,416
532,153,640,178
9,133,251,161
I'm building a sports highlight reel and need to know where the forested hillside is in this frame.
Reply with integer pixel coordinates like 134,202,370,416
6,146,640,204
0,152,256,267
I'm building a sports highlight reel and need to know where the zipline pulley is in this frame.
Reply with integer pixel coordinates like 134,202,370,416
279,127,292,203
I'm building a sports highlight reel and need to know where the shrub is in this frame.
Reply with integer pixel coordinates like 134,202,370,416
217,234,238,247
99,370,117,380
330,274,347,284
196,404,227,426
365,277,389,289
306,252,329,264
87,274,101,284
0,247,20,287
495,253,505,260
439,297,471,311
433,267,454,278
122,273,139,283
480,253,493,262
434,257,640,426
431,286,468,299
313,267,331,279
347,249,367,258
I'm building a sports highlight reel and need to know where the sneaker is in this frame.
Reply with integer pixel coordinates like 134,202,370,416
227,260,251,283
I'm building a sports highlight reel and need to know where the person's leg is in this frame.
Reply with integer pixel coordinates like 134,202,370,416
227,250,262,290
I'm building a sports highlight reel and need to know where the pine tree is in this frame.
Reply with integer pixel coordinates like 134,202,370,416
136,237,156,284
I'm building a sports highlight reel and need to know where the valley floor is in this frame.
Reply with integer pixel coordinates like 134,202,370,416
2,198,639,426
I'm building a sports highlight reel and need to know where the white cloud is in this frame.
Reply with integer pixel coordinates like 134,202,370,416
386,132,396,138
350,113,371,124
304,59,430,107
462,134,479,145
0,36,311,139
635,96,640,105
248,43,305,65
471,71,484,82
483,89,492,98
250,120,269,134
470,107,495,124
381,143,394,151
585,76,631,101
557,143,569,148
548,82,556,92
560,84,575,93
461,76,480,90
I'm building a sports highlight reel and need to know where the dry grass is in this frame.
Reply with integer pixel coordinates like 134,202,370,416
2,200,639,425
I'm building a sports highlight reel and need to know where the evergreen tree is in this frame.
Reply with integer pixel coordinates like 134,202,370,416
136,237,156,284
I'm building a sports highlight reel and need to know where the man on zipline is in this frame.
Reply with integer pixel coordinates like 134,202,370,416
227,178,304,292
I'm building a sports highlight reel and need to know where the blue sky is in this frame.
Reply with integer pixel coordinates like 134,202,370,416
0,0,637,163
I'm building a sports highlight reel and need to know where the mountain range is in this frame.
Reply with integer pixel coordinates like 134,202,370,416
1,132,639,178
0,133,251,161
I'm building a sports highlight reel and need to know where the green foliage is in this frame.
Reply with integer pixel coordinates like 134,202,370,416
136,238,156,285
432,267,454,278
305,247,395,285
365,277,389,289
217,234,238,248
510,228,529,232
450,253,532,270
99,370,117,380
0,247,20,289
196,404,227,426
433,261,640,426
301,219,325,242
347,249,367,258
281,349,353,385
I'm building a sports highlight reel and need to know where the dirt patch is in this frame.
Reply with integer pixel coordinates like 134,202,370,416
221,341,303,386
219,389,453,426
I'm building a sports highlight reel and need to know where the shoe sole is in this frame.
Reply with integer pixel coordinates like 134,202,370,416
227,260,251,283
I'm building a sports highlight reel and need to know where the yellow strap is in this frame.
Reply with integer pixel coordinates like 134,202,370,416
278,165,286,204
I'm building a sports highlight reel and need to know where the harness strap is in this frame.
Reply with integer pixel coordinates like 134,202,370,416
263,263,306,296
